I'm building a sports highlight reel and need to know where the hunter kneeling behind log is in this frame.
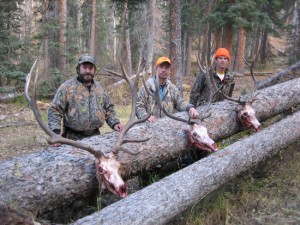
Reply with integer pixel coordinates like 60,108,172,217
136,56,199,121
48,54,125,143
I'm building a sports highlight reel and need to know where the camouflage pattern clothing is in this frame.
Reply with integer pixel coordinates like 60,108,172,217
48,76,120,140
189,68,235,107
136,77,194,119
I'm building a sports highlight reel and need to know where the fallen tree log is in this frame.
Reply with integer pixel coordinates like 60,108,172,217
0,78,299,214
72,110,300,225
257,61,300,89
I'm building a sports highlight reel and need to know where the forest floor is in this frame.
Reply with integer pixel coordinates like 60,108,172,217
0,66,299,224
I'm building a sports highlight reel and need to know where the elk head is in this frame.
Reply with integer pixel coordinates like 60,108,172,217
186,123,218,152
25,59,152,198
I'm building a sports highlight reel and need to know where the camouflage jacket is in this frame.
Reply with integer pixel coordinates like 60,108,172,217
48,77,120,133
136,77,194,119
189,68,235,107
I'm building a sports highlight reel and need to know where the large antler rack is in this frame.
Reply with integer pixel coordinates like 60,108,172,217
104,62,153,154
25,59,109,158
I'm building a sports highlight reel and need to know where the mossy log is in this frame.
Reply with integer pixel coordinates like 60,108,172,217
0,78,299,214
72,110,300,225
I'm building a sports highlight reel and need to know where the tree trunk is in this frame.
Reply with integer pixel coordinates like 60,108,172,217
216,27,223,49
72,111,300,225
224,23,233,57
145,0,155,75
124,2,133,75
57,0,67,78
0,77,299,214
43,0,50,76
184,35,192,76
201,0,212,65
257,61,300,89
169,0,183,92
90,0,96,56
260,27,268,64
235,27,246,74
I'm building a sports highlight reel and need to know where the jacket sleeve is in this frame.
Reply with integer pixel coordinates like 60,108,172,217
103,91,120,129
48,86,67,132
189,73,205,106
136,86,150,119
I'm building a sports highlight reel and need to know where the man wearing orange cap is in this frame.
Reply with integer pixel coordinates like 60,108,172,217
189,48,235,107
136,56,199,122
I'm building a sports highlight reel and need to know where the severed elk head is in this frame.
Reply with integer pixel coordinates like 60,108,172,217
215,57,261,132
141,73,218,153
25,59,152,198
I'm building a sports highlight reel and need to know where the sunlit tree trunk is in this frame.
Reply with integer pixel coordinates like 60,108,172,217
57,0,67,78
90,0,96,56
170,0,183,92
235,27,246,74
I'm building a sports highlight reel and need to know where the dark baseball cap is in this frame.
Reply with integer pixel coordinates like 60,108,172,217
77,54,96,66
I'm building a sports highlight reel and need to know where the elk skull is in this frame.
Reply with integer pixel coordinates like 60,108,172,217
237,103,261,132
96,153,128,198
186,123,218,152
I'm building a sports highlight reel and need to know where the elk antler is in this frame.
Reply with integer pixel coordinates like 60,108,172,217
25,59,110,158
104,62,153,155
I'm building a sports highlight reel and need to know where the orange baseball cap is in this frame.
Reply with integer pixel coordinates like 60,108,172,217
215,48,231,61
156,57,171,67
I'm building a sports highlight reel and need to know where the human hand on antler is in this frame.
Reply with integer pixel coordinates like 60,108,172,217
188,107,199,119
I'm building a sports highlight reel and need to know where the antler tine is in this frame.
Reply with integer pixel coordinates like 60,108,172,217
25,59,109,159
242,56,257,94
107,62,152,155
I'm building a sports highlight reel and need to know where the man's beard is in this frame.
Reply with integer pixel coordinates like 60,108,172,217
79,73,94,83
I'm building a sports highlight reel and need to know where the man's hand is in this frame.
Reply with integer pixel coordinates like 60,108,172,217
147,115,156,122
114,123,125,132
189,107,199,119
52,143,62,147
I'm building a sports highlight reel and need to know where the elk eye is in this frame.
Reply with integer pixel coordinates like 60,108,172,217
192,132,198,137
98,167,104,174
243,112,248,117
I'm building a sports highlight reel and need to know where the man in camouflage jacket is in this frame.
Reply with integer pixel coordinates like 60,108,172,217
136,57,199,122
48,54,124,140
189,48,235,107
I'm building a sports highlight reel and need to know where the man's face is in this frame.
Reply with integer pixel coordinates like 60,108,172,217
79,62,96,82
215,56,229,70
157,62,171,81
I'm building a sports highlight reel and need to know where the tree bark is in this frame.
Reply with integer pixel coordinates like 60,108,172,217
90,0,96,56
235,27,246,74
257,61,300,89
169,0,183,91
145,0,155,75
0,78,300,214
72,110,300,225
57,0,67,78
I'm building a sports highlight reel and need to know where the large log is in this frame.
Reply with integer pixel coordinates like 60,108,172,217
72,110,300,225
256,61,300,89
0,78,300,214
